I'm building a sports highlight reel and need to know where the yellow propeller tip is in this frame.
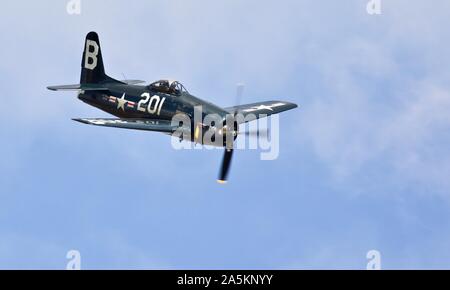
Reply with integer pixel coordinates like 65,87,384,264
217,180,227,184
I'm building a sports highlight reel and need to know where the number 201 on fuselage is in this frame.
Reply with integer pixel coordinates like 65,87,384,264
137,92,166,116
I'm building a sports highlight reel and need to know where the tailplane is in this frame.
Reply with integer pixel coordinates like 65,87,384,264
47,32,136,92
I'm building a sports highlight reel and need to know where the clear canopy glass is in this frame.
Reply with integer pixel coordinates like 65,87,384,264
148,80,188,96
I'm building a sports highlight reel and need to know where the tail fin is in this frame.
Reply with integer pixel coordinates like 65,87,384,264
80,32,118,84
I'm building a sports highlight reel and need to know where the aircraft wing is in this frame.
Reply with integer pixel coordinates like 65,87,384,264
73,118,184,133
47,84,109,91
224,101,298,123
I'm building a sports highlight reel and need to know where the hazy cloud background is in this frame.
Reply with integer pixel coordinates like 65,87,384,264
0,0,450,269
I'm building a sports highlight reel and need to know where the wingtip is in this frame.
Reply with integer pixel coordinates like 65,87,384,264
274,100,299,110
286,101,298,109
72,118,88,124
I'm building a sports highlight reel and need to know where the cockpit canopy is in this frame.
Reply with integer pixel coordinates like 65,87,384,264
148,80,188,96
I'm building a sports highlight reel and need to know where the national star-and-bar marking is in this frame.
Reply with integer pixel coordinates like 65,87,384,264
107,93,136,110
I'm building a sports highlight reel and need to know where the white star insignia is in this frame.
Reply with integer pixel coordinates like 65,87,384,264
242,103,285,113
117,93,127,111
254,105,275,111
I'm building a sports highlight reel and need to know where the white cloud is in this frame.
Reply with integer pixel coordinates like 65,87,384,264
245,0,450,197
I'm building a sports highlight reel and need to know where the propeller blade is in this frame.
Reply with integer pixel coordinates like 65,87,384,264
217,83,244,184
217,148,234,184
235,83,245,108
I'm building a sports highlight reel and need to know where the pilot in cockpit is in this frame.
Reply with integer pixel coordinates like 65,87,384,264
149,80,187,96
149,80,170,93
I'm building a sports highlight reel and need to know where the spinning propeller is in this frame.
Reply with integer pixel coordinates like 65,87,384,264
218,84,269,184
217,84,243,184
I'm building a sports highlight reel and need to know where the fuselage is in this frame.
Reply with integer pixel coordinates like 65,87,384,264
78,82,236,146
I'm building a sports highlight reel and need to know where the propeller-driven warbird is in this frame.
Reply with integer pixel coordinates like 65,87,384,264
48,32,297,183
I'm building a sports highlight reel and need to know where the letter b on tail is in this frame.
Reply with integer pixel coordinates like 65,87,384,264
84,40,99,70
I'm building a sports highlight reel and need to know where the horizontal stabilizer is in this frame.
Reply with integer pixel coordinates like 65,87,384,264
120,80,146,85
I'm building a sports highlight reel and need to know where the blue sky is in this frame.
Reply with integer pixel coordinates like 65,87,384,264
1,0,450,269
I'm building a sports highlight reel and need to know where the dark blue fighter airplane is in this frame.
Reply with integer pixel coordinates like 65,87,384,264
48,32,297,183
